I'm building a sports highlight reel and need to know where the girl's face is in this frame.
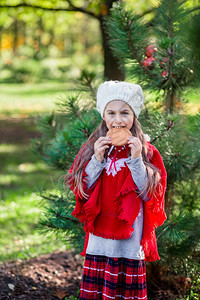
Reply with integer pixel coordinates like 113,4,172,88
103,100,134,130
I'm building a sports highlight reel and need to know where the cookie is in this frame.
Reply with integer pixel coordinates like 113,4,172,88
106,128,132,146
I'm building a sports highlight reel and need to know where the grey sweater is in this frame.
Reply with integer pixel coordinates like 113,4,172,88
84,153,148,260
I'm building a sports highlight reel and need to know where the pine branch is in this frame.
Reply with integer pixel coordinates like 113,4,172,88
151,120,174,143
156,211,200,262
79,70,97,98
57,95,85,123
68,98,84,122
189,6,200,14
190,155,200,172
40,193,80,224
54,211,79,225
138,8,155,18
37,113,58,138
127,19,157,80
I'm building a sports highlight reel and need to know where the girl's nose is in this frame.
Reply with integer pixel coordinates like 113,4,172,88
114,114,122,123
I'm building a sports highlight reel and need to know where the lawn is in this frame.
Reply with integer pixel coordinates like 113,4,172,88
0,81,71,117
0,81,71,261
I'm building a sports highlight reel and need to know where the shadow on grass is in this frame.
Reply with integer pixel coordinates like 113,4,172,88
0,117,41,145
0,116,66,261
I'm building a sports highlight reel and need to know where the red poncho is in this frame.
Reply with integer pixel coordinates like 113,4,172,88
69,142,167,262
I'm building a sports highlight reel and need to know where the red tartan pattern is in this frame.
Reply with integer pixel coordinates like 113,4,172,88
80,254,147,300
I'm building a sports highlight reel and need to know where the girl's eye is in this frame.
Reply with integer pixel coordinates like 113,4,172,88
122,112,128,115
109,112,115,115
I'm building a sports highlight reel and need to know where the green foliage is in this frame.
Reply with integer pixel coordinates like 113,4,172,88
185,275,200,300
32,94,101,170
173,174,200,212
0,52,103,83
181,11,200,85
105,1,200,112
31,70,102,168
0,1,103,76
0,57,51,83
64,293,79,300
157,211,200,261
39,188,85,253
105,2,150,83
140,112,200,185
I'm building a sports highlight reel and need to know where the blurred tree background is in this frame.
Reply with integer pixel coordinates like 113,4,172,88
0,0,200,299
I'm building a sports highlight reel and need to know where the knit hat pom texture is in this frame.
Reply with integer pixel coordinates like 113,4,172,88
96,81,144,118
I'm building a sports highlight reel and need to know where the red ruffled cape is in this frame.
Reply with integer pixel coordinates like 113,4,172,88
69,143,167,262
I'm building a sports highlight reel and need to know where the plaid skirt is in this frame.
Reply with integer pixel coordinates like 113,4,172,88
80,254,147,300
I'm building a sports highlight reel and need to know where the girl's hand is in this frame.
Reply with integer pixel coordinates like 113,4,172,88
127,136,142,159
94,136,112,163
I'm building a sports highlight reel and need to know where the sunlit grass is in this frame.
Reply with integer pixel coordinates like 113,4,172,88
0,81,73,262
0,142,66,261
0,81,70,117
0,144,19,153
184,88,200,115
186,89,200,104
0,191,68,261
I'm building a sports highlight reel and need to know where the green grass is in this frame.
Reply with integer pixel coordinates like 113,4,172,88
0,81,72,262
184,88,200,115
0,190,66,261
0,142,67,262
0,81,71,117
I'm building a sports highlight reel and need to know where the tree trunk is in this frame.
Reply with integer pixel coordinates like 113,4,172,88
165,88,177,113
99,0,125,81
22,21,27,46
13,18,18,56
37,17,43,50
99,16,125,80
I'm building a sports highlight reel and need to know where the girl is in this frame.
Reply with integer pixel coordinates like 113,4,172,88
67,81,167,300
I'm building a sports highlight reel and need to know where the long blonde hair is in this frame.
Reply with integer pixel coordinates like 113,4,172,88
66,118,161,199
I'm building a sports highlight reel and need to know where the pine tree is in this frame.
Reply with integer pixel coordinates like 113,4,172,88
105,0,200,113
104,1,200,295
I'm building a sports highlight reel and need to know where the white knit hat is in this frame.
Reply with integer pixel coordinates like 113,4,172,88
96,81,144,118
